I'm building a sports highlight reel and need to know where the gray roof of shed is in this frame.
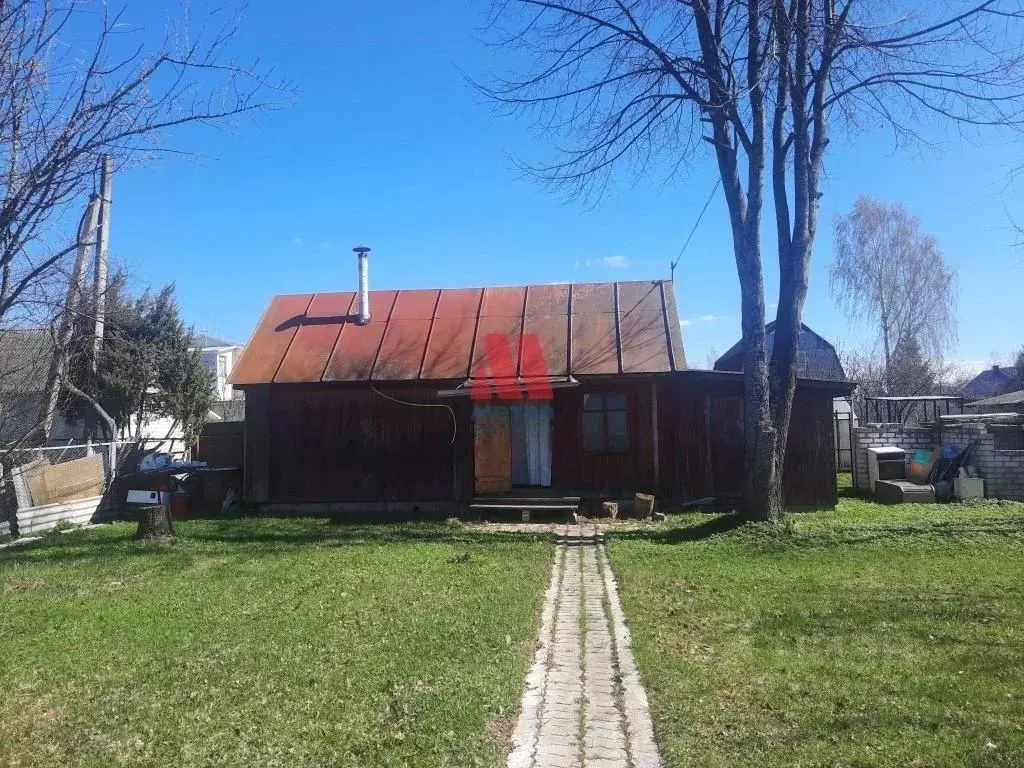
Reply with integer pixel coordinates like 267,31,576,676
965,388,1024,408
714,322,846,381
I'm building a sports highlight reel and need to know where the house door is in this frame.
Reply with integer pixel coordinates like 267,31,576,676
510,402,552,486
474,408,512,493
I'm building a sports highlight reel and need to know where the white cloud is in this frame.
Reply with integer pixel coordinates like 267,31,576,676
291,236,304,246
680,314,722,328
579,255,629,268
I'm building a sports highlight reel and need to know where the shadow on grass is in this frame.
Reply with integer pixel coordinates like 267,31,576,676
609,513,746,544
784,516,1024,548
605,511,1024,551
0,518,552,568
187,519,546,548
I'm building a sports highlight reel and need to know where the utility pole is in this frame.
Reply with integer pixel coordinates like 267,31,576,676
39,194,101,439
93,154,112,372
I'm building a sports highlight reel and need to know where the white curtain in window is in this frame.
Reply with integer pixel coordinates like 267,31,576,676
523,402,552,486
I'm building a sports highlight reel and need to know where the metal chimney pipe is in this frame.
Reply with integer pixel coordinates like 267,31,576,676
354,245,371,324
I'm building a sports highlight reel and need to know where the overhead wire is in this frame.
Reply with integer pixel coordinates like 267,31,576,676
670,178,721,280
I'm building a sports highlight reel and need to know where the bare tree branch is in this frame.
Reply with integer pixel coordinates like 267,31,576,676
0,0,291,324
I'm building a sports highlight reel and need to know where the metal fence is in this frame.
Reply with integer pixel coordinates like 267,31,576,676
834,411,854,472
0,438,189,536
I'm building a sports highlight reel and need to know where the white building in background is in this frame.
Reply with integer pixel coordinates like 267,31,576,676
194,334,244,401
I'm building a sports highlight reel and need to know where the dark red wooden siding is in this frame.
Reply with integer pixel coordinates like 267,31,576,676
656,376,838,508
552,380,657,495
260,384,464,503
243,374,839,508
782,387,839,507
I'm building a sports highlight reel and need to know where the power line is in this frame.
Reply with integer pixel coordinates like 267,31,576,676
670,178,721,281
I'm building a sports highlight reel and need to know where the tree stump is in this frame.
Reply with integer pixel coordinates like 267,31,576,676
635,493,655,519
136,505,174,539
601,501,619,519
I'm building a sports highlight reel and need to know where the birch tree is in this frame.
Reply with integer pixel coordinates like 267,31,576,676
831,195,957,391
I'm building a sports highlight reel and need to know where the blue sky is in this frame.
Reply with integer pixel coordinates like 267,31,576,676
107,1,1022,373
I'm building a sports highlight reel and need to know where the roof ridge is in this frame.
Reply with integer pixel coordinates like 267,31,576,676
263,278,672,300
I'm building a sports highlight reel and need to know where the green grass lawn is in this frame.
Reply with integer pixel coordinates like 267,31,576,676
607,494,1024,767
0,519,552,768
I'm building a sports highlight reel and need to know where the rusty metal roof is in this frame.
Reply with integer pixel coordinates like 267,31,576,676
230,280,686,385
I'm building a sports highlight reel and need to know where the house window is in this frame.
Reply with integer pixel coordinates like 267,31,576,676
991,425,1024,451
583,393,628,452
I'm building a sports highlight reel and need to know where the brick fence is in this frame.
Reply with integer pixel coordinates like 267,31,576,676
852,422,1024,501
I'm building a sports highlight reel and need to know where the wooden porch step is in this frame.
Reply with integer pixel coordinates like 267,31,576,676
470,497,580,507
468,495,581,521
473,497,580,503
469,503,579,511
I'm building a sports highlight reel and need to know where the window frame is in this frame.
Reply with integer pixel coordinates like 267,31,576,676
581,392,629,454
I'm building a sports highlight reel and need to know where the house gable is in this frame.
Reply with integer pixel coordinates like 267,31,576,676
713,321,846,381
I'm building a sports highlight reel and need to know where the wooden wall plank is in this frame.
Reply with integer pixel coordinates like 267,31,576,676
243,385,271,504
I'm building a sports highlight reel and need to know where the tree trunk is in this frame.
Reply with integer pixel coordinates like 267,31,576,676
739,264,774,521
136,505,173,539
60,372,119,484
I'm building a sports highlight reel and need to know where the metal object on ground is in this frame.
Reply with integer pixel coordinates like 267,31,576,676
954,477,985,500
126,490,169,506
875,479,936,504
867,446,906,491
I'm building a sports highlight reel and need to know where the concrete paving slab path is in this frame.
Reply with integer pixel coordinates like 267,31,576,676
508,526,661,768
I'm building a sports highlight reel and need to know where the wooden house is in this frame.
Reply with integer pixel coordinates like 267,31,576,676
230,278,852,515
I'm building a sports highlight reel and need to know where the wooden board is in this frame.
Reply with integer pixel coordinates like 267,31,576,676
26,455,105,506
474,409,512,493
9,457,48,510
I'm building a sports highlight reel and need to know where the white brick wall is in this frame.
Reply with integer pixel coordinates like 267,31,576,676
851,422,1024,501
852,424,932,490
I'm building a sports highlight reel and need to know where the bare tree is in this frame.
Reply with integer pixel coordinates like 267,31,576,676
0,0,286,325
481,0,1024,520
831,195,957,391
840,341,971,423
